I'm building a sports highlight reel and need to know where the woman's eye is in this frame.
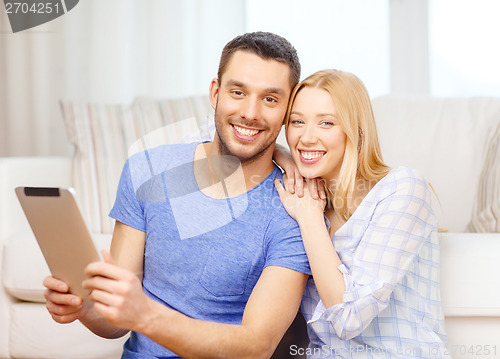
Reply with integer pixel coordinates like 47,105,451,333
320,121,334,126
290,119,304,125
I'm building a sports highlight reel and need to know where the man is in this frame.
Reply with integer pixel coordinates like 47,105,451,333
44,32,310,358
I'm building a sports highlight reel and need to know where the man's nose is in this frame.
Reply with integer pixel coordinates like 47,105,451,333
240,97,261,121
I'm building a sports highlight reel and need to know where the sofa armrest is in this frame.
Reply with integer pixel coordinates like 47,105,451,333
439,232,500,317
0,156,72,357
3,232,112,303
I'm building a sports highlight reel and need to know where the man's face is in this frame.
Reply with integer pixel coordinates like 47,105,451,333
209,50,292,164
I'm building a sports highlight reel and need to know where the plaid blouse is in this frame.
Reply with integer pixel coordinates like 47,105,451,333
301,167,451,358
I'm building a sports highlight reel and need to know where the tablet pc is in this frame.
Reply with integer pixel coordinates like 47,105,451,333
15,187,101,299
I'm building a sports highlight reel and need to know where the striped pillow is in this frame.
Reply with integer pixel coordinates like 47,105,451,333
467,120,500,233
61,95,214,234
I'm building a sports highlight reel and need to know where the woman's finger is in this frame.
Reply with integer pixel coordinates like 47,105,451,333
318,179,327,200
309,178,319,200
274,178,286,196
287,173,295,194
295,169,304,198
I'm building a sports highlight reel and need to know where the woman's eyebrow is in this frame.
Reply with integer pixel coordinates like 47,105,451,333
290,111,335,117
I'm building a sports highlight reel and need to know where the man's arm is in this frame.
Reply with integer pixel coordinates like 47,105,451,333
84,257,308,359
80,221,146,338
43,220,145,339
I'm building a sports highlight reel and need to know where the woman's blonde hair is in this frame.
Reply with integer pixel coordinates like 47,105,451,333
285,69,391,220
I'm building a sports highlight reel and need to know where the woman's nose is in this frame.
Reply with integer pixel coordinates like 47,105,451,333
300,124,318,145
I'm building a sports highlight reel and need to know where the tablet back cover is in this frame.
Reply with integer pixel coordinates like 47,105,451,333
15,187,100,298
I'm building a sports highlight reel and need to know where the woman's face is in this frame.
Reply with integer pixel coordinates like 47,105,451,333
286,87,347,181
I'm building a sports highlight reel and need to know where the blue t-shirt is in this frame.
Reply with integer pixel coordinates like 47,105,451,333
109,142,311,358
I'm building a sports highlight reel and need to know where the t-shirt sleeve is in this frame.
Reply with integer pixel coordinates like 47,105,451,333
109,158,146,232
264,209,311,275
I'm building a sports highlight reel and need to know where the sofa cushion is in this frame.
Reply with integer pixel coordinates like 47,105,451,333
2,233,113,302
10,302,127,359
60,96,214,234
467,120,500,232
60,102,131,235
439,233,500,316
2,234,49,302
372,96,500,232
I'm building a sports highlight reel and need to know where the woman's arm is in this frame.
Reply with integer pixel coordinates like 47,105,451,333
276,169,436,340
295,214,346,307
274,178,345,307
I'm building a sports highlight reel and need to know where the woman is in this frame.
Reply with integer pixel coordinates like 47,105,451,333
274,70,450,358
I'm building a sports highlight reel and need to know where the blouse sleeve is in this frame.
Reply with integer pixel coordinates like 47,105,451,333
319,168,437,340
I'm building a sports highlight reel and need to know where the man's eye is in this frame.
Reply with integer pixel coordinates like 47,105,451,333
232,90,244,96
264,97,277,103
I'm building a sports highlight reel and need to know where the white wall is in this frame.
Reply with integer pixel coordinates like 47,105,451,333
1,0,500,156
0,0,246,156
430,0,500,96
245,0,391,98
61,0,246,103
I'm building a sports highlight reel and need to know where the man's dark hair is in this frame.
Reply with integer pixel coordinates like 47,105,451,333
217,31,301,88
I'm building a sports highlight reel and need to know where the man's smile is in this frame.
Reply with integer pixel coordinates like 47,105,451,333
232,124,262,141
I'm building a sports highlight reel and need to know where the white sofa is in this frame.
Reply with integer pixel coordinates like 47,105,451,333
1,95,500,359
0,157,127,359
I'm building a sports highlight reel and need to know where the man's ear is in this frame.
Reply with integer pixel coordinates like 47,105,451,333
209,78,219,111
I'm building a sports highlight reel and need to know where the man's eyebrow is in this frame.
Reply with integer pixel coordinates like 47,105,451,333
225,79,247,89
224,79,286,96
264,87,286,96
